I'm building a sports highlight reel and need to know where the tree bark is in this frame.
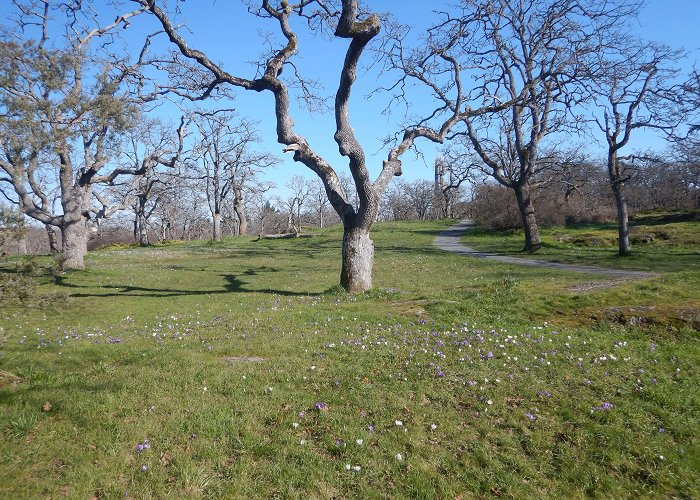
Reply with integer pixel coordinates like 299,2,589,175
16,237,27,255
138,215,149,246
340,224,374,293
61,217,88,270
612,185,631,256
607,152,631,256
213,212,222,241
513,182,542,252
233,187,248,235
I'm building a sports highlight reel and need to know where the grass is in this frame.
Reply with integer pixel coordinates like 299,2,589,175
1,219,699,498
462,211,700,273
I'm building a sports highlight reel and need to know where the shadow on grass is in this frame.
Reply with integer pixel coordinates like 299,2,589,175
53,272,314,298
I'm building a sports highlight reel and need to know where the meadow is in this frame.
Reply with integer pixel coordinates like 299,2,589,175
1,219,698,498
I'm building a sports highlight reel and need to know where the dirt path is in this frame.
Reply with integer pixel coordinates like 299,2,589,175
434,220,656,286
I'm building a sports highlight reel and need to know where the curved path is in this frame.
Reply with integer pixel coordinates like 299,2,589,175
434,220,656,280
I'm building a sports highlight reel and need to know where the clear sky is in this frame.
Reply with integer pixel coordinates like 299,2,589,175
2,0,699,198
140,0,699,195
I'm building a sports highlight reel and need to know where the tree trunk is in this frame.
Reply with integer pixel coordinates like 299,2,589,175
513,183,541,252
60,184,90,270
233,188,248,235
138,214,149,246
46,225,60,254
607,151,631,256
61,217,88,270
612,184,631,256
213,212,222,241
340,224,374,293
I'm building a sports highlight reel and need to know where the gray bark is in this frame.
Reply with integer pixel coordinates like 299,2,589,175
61,216,88,270
608,153,631,256
514,182,542,253
341,224,374,292
233,187,248,235
213,212,222,241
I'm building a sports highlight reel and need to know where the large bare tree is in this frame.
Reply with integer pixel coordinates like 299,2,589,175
134,0,520,291
0,0,188,269
395,0,643,252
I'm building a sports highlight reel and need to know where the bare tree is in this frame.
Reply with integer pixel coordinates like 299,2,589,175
134,0,516,291
590,41,681,255
434,155,475,219
0,1,189,269
308,178,333,228
186,110,277,241
287,175,313,233
404,0,643,252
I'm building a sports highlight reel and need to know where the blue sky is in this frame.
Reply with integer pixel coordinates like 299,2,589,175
3,0,699,198
142,0,698,195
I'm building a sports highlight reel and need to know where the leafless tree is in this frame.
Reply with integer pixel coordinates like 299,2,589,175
287,175,313,233
590,41,681,255
434,155,477,219
0,0,188,269
308,178,333,228
392,0,643,252
186,110,278,241
133,0,517,291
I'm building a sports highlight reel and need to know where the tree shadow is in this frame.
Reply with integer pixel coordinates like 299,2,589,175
52,271,314,298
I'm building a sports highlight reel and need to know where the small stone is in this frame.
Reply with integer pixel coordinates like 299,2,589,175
42,401,52,412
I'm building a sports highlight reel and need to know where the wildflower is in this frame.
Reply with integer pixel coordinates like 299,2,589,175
353,465,361,472
140,465,148,472
430,424,437,431
356,439,364,445
395,453,403,461
525,412,537,420
314,402,328,411
299,411,305,418
395,420,403,426
292,422,299,429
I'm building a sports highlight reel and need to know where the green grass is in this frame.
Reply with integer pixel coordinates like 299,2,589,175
462,213,700,273
1,220,699,498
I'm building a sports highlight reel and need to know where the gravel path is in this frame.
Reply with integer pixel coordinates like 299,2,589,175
434,220,656,280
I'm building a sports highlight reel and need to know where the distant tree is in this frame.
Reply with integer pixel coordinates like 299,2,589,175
589,41,681,255
434,155,476,219
187,110,277,241
287,176,313,233
308,178,333,228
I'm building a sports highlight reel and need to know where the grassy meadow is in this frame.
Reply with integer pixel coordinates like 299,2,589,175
1,219,699,498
